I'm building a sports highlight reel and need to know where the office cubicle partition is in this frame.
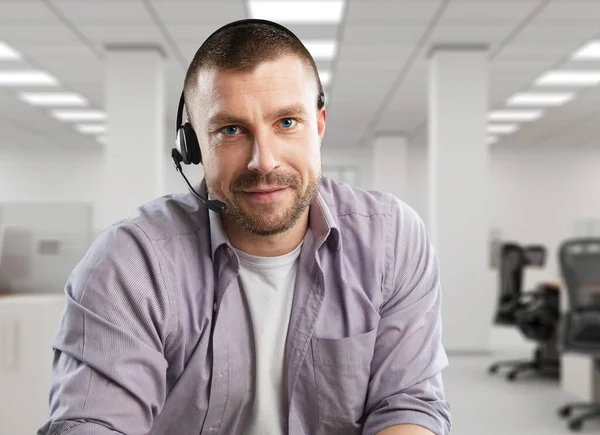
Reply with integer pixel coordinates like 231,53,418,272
0,202,93,295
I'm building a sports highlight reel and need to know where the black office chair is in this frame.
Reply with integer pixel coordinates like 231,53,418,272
488,242,561,381
556,238,600,431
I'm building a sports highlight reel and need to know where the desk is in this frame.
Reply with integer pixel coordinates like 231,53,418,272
0,293,65,434
562,353,600,402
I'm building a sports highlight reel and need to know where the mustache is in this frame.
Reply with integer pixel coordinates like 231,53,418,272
232,171,301,190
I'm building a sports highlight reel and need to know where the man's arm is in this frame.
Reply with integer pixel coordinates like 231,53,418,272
38,223,173,435
377,424,435,435
362,197,451,435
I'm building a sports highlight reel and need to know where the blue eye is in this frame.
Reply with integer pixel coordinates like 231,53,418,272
222,126,239,136
280,118,295,128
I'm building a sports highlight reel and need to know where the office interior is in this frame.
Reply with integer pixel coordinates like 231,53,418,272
2,0,600,433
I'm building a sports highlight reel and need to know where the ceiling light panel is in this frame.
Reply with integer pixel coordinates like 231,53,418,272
488,110,543,122
303,41,337,60
248,1,345,23
535,71,600,86
19,92,88,106
0,41,21,60
487,124,519,135
51,110,106,121
506,92,574,106
0,71,58,86
75,124,106,134
572,40,600,60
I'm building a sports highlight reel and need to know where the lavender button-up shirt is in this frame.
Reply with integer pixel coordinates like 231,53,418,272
39,177,451,435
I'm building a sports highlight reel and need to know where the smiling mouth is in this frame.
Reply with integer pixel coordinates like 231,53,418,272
241,187,288,202
243,187,286,194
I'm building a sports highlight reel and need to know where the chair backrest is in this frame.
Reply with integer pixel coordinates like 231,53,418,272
559,238,600,311
495,243,526,323
494,242,548,323
524,244,546,267
499,243,526,298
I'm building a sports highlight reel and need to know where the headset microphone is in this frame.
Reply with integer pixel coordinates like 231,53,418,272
171,149,227,214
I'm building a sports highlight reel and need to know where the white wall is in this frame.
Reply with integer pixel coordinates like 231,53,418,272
490,143,600,288
406,140,600,351
0,146,202,235
321,145,373,190
0,148,102,203
372,135,408,202
406,139,429,226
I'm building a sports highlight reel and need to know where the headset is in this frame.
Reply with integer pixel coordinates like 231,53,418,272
171,18,325,215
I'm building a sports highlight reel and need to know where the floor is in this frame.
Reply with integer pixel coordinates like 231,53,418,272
444,352,600,434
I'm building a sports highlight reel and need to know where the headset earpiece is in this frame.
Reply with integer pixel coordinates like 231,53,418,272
318,92,325,109
175,122,202,165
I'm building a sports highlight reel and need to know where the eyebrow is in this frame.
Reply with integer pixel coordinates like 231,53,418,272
207,104,308,129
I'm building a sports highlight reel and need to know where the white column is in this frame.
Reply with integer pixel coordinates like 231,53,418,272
372,135,408,201
95,44,166,233
428,45,493,353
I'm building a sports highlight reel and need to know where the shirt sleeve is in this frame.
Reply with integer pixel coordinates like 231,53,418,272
38,222,174,435
362,197,452,435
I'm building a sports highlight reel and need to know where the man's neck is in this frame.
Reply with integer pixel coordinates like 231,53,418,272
222,211,309,257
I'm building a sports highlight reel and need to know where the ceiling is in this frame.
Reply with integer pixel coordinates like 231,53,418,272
1,0,600,152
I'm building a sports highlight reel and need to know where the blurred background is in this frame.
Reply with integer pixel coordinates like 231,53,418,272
2,0,600,433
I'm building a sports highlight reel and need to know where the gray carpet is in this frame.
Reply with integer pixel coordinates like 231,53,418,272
443,353,600,434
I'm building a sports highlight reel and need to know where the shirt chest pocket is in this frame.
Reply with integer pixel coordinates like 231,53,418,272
310,327,378,424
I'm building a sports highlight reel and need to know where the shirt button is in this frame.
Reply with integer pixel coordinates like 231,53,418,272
219,373,223,379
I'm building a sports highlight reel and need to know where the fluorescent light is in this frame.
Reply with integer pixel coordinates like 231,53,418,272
0,71,58,86
303,41,337,60
488,110,543,122
19,92,87,106
319,70,331,86
487,124,519,135
535,71,600,86
248,1,344,23
572,41,600,60
75,124,106,134
51,110,106,121
0,41,21,60
507,92,574,106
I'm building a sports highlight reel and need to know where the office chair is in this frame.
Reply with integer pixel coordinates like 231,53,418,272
488,242,561,381
556,238,600,432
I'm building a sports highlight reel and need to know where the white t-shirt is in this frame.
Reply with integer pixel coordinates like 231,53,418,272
233,241,303,434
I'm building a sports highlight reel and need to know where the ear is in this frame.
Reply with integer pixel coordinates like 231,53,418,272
317,107,327,145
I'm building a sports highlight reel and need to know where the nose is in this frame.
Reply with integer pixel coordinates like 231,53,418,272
247,135,281,174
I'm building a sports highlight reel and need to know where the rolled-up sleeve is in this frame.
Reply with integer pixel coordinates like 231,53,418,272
38,222,174,435
363,198,452,435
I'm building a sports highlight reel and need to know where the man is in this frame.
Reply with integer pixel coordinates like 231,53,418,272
39,19,451,435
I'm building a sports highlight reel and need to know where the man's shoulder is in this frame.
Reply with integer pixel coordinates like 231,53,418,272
319,177,420,223
105,192,209,243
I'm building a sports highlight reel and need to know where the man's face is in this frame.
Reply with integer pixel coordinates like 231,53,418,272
192,55,326,236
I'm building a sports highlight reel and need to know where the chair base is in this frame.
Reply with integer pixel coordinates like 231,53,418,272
487,345,560,381
558,403,600,432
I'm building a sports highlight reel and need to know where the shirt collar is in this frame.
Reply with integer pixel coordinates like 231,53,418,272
207,181,341,261
311,190,341,252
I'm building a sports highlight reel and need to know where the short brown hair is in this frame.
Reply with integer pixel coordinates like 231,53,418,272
183,21,325,120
